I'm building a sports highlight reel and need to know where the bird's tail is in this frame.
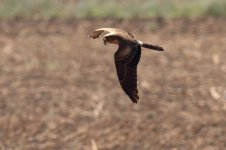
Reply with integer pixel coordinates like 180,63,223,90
138,40,164,51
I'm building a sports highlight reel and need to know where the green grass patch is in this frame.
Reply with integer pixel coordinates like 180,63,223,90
0,0,226,20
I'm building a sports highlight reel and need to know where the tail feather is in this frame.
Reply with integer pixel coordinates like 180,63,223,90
142,43,164,51
138,41,164,51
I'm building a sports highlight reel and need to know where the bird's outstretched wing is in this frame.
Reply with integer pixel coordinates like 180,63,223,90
89,28,134,39
114,44,141,103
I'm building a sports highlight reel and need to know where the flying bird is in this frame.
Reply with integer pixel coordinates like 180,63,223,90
89,28,164,103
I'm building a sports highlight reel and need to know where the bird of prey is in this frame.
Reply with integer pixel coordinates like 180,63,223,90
89,28,164,103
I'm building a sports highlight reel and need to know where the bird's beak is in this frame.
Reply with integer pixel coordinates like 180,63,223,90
103,38,107,45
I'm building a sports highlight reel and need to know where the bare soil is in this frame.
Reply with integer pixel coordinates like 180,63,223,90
0,18,226,150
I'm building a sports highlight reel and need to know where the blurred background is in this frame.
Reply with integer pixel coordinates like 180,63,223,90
0,0,226,150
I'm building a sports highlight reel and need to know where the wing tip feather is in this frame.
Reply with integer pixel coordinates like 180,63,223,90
131,97,139,103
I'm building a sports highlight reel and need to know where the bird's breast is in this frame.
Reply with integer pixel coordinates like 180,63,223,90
115,46,134,61
108,39,119,44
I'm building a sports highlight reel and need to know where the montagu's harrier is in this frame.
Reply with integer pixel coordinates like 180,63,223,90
89,28,164,103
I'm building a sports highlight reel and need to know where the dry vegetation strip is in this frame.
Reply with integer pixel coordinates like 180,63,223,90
0,18,226,149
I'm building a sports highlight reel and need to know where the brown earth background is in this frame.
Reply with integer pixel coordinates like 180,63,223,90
0,18,226,150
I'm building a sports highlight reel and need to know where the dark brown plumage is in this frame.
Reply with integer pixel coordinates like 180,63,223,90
89,28,164,103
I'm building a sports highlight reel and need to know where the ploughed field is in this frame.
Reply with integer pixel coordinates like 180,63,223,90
0,18,226,150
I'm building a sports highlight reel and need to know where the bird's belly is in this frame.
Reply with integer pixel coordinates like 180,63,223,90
115,47,134,61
